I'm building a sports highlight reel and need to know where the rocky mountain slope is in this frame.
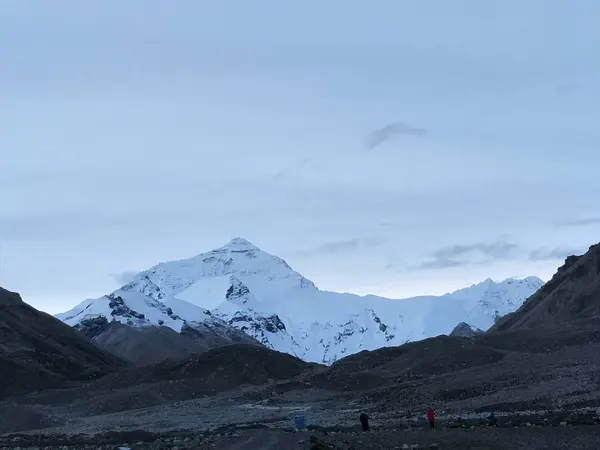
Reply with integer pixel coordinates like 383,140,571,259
491,243,600,332
0,287,126,399
56,238,544,364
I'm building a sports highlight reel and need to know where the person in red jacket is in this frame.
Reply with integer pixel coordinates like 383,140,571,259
427,407,435,429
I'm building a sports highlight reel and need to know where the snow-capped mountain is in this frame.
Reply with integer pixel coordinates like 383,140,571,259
56,238,544,364
445,276,545,330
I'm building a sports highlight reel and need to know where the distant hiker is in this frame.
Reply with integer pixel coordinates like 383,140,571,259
487,412,497,427
360,413,370,431
427,407,435,429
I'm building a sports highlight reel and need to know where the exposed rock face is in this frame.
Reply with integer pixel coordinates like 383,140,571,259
224,310,294,348
491,243,600,332
450,322,484,337
226,277,251,304
180,320,261,347
107,293,146,321
74,316,111,339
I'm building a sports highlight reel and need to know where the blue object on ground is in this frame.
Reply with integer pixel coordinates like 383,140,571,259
294,413,306,429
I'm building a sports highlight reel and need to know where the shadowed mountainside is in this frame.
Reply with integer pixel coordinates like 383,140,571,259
491,243,600,332
0,287,127,399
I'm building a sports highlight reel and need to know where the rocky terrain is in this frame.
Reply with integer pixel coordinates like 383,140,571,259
3,315,600,448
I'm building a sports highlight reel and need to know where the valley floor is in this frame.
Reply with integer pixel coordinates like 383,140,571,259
4,384,600,450
4,423,600,449
5,321,600,449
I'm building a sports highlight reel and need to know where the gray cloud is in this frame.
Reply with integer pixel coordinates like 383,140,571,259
295,237,384,257
408,240,589,271
558,217,600,227
433,241,519,260
365,122,427,149
408,240,520,271
413,258,463,270
528,247,583,261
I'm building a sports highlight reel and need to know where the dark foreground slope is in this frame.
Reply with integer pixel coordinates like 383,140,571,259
9,344,322,421
96,343,318,393
491,243,600,332
313,322,600,415
0,287,126,398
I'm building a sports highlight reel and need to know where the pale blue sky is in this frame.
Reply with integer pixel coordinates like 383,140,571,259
1,0,599,313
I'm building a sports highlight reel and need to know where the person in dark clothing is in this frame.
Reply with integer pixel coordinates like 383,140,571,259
427,407,435,429
359,413,370,431
487,412,497,427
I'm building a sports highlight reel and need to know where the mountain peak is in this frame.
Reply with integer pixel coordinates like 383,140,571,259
220,237,259,252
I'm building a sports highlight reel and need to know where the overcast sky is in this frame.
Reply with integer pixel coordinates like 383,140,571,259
2,0,599,314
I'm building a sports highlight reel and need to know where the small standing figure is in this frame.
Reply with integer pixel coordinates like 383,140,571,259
487,412,497,427
359,412,370,432
427,407,435,429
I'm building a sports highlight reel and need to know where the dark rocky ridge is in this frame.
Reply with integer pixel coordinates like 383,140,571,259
87,343,320,398
491,243,600,332
0,287,126,399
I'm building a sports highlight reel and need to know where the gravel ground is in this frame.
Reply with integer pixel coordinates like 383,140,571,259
303,426,600,449
4,426,600,449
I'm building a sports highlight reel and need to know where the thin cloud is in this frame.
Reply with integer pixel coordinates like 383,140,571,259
414,258,463,270
432,241,519,261
556,83,577,94
558,217,600,227
406,240,587,271
365,122,427,149
296,237,384,257
409,240,519,271
528,247,583,261
272,157,316,179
